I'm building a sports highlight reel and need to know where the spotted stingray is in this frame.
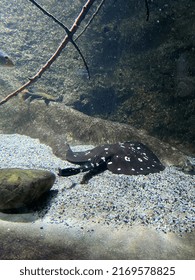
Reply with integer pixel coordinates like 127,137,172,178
58,141,165,183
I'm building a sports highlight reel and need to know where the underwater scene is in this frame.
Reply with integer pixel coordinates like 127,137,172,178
0,0,194,259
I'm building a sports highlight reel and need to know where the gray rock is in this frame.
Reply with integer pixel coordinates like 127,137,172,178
0,168,55,210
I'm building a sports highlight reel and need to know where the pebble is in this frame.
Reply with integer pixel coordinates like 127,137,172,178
0,134,194,235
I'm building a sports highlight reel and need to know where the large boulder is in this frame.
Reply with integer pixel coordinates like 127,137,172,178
0,168,55,210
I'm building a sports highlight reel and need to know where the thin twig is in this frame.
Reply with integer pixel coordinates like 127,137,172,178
145,0,150,21
28,0,90,78
28,0,69,31
75,0,106,41
0,0,96,106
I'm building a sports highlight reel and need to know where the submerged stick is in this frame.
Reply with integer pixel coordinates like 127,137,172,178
28,0,90,78
145,0,150,21
75,0,106,41
0,0,96,106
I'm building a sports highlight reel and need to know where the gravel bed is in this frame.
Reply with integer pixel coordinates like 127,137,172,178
0,134,194,235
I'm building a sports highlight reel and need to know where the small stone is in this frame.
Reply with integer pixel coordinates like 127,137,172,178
0,168,55,210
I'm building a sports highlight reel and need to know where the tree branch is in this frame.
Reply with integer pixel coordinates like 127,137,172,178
28,0,90,78
145,0,150,21
75,0,106,41
0,0,96,106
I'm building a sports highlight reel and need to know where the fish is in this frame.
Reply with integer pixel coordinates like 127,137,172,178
21,90,63,105
58,141,165,183
176,158,195,175
0,50,14,67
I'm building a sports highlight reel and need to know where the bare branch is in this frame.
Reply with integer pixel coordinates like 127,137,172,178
0,0,96,106
28,0,90,78
145,0,150,21
75,0,106,41
28,0,68,31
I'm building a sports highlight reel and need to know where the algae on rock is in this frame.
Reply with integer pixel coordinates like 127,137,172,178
0,168,55,210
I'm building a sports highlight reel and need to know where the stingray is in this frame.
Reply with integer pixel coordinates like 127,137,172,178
58,141,165,183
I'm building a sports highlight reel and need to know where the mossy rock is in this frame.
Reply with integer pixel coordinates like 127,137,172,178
0,168,55,210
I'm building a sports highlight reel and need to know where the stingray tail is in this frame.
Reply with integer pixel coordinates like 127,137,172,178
58,164,93,177
58,167,81,176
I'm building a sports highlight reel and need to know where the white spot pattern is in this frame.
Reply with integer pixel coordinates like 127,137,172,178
66,141,164,176
124,156,131,162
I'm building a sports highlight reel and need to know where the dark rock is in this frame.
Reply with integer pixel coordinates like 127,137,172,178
0,168,55,210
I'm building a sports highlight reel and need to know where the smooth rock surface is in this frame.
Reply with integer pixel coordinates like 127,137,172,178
0,168,55,210
0,220,195,260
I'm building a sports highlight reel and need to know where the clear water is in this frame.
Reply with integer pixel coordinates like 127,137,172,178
0,0,194,153
0,0,194,260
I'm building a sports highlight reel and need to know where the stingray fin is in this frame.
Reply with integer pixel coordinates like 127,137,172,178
66,147,92,164
106,142,165,175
